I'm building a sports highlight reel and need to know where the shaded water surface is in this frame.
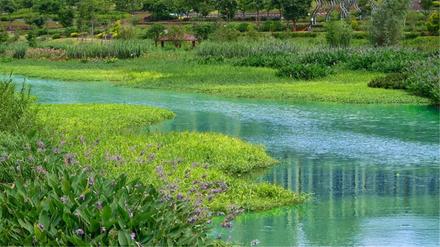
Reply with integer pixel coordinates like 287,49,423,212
20,77,440,246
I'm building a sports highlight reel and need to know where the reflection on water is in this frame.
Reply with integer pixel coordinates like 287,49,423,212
15,77,440,246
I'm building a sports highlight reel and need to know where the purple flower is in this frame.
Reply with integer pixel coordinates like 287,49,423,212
64,153,77,165
130,232,136,240
96,201,103,210
221,221,232,229
155,166,165,178
88,177,95,186
79,194,85,201
100,227,106,233
35,165,47,175
52,147,61,154
36,140,46,151
37,223,44,230
60,196,68,204
176,193,184,201
75,228,85,236
187,216,197,224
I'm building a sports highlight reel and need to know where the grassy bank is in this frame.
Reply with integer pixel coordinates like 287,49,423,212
38,104,305,212
0,54,429,104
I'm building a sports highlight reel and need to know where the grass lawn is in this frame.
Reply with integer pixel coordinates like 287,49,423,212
38,104,305,212
0,51,429,104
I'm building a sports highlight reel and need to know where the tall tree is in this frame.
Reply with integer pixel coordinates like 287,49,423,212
0,0,17,30
218,0,238,20
280,0,312,31
115,0,143,13
369,0,410,46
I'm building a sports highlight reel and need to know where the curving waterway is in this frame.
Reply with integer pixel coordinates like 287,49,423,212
16,76,440,246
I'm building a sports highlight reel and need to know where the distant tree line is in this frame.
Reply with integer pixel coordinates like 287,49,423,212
0,0,313,29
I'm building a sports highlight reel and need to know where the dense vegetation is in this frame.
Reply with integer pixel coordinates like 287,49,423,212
0,78,305,244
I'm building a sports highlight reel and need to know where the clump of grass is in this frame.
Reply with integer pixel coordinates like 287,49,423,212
65,40,152,59
0,77,37,134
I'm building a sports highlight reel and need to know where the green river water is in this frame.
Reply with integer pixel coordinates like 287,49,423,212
17,76,440,246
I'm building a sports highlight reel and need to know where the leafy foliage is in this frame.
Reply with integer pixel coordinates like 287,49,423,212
405,55,440,104
277,63,332,80
368,73,407,89
325,20,353,48
369,0,410,46
0,77,36,134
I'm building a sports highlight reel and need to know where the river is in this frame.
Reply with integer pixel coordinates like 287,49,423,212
20,76,440,246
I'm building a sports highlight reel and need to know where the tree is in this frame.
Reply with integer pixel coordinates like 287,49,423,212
237,0,251,18
218,0,238,20
369,0,410,46
145,23,165,46
280,0,312,31
115,0,143,13
0,0,17,30
58,7,75,27
249,0,264,26
77,0,109,34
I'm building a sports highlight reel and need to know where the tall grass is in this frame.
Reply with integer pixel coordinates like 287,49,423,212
65,40,152,59
0,77,36,134
196,40,298,58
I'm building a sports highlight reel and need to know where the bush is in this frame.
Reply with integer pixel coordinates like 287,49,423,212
405,55,440,104
301,49,350,66
271,31,318,39
145,24,165,46
234,54,296,68
426,11,440,35
325,20,353,48
0,28,8,44
277,63,332,80
347,48,425,73
192,23,216,41
237,22,250,32
0,163,213,245
116,24,136,40
12,44,28,59
25,48,66,60
259,20,285,32
209,26,240,42
368,73,407,89
0,78,36,135
369,0,409,46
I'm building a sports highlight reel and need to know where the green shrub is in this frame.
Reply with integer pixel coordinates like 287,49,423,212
145,24,165,46
26,30,36,47
426,11,440,35
0,164,213,246
277,63,332,80
192,23,216,41
325,20,353,48
405,55,440,104
352,31,368,39
234,54,296,68
116,25,137,40
259,20,285,32
209,26,240,42
347,48,425,73
0,28,8,44
369,0,409,46
237,22,250,32
368,73,407,89
301,49,350,66
272,31,318,39
0,78,36,134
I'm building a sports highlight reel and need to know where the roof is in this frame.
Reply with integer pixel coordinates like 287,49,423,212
159,34,198,41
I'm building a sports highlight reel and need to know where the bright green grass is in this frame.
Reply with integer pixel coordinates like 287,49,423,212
0,53,429,104
38,104,305,212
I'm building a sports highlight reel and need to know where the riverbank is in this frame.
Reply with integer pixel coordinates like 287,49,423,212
0,53,429,104
38,104,306,212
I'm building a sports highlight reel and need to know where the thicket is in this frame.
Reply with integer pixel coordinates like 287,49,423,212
0,79,214,245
